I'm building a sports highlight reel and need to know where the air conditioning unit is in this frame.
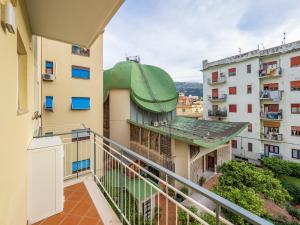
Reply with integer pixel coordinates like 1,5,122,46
2,2,16,34
163,120,168,125
152,121,159,127
220,72,226,77
159,121,164,126
42,73,56,81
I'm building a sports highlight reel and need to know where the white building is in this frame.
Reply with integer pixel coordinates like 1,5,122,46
202,40,300,163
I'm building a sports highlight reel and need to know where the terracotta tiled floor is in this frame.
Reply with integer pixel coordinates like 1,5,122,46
33,182,104,225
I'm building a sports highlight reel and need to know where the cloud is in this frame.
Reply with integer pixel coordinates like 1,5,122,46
104,0,300,82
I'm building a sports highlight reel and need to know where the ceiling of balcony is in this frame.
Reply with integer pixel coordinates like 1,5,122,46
25,0,123,47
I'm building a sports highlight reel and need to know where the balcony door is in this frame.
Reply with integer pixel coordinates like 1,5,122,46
212,72,218,82
212,89,219,99
264,104,279,112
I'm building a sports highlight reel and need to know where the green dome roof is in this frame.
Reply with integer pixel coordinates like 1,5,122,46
104,61,178,113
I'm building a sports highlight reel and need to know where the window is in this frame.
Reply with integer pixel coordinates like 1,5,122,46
142,199,151,219
229,86,237,95
291,56,300,67
71,97,90,110
17,31,28,113
72,128,90,142
72,45,90,57
291,80,300,91
212,71,218,82
231,140,237,148
45,96,53,111
45,61,54,75
291,104,300,114
212,88,219,98
72,159,90,173
292,149,300,159
248,143,253,152
228,68,236,76
229,104,237,113
248,104,252,113
182,108,185,113
72,66,90,79
265,144,279,154
291,126,300,136
247,64,251,73
248,123,252,132
247,85,252,94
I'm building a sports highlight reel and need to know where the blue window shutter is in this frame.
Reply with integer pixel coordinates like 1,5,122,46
72,66,90,79
71,97,90,110
72,161,77,173
45,96,53,110
82,159,87,170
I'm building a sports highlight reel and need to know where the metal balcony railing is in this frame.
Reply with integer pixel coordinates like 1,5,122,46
260,90,282,101
260,111,283,120
259,67,282,78
261,132,283,141
207,94,227,102
207,76,227,85
35,130,273,225
208,109,228,118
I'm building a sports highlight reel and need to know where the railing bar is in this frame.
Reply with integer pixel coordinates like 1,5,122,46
91,132,272,225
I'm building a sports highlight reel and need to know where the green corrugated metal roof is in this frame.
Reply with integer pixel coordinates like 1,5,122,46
104,61,178,113
128,117,248,149
103,170,158,201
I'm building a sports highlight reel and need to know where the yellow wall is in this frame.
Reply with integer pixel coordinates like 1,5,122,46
109,89,131,148
41,36,103,134
0,1,36,224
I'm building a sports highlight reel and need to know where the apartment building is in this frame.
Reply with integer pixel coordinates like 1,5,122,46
203,40,300,163
104,60,247,185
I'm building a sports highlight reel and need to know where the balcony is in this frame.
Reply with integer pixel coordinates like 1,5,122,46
28,130,271,225
260,110,283,121
259,67,282,79
260,90,282,101
207,75,227,85
261,132,283,142
208,109,228,118
207,94,227,102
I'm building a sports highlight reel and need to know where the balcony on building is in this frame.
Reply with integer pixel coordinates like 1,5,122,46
208,109,228,118
27,126,271,225
260,89,283,101
207,73,227,85
207,93,227,102
261,132,283,142
260,110,283,121
259,62,282,79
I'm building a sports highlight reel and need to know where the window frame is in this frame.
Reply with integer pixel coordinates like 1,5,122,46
229,104,237,113
228,86,237,95
247,64,251,73
71,65,90,80
248,123,253,132
291,104,300,114
248,143,253,152
231,140,237,148
291,56,300,67
292,149,300,159
248,104,252,113
247,85,252,94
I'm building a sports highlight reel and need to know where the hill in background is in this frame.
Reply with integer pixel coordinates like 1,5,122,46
175,82,203,97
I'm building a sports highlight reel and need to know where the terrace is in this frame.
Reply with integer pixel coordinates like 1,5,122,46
28,129,272,225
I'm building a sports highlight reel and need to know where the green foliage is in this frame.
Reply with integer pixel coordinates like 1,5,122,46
287,204,300,220
213,186,265,225
281,176,300,204
200,213,226,225
262,157,300,178
218,161,291,205
198,176,206,186
177,206,201,225
180,186,189,195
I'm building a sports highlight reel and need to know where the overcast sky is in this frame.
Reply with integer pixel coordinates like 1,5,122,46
103,0,300,82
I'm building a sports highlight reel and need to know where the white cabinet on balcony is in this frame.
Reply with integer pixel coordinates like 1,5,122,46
27,136,64,224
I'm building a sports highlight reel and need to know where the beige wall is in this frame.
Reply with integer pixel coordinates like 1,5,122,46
0,1,37,224
173,140,190,182
109,89,131,148
41,36,103,134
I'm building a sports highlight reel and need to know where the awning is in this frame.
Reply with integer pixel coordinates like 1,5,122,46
292,126,300,132
25,0,124,47
263,121,280,128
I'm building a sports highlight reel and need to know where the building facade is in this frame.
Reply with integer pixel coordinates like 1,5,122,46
0,0,123,224
203,40,300,163
104,60,247,186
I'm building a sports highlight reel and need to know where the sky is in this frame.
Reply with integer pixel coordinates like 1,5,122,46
103,0,300,82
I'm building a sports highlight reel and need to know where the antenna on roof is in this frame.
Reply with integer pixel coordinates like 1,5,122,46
238,48,241,54
261,43,265,50
126,55,140,63
282,32,286,45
